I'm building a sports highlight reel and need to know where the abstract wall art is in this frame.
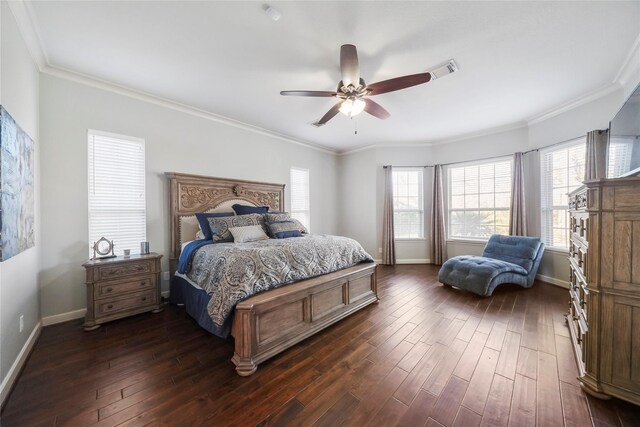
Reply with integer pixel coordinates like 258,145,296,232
0,106,35,261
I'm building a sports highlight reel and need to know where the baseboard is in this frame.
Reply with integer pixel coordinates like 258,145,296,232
0,321,41,407
41,308,86,326
536,274,570,289
374,259,431,265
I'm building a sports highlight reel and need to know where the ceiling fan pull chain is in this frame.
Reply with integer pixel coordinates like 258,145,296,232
353,116,358,135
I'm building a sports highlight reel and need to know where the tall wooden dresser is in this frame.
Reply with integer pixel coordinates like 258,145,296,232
568,177,640,405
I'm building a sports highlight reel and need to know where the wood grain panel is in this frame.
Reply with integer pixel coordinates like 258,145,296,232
633,222,640,285
633,307,640,384
601,212,615,287
537,352,563,427
461,347,500,414
496,331,521,380
350,275,374,304
613,221,632,285
431,376,469,427
311,282,346,321
480,373,514,427
612,304,632,383
508,374,536,427
257,299,305,345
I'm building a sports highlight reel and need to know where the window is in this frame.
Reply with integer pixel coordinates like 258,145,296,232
448,158,512,239
607,136,635,178
290,167,310,231
540,139,586,249
393,168,424,239
88,131,146,257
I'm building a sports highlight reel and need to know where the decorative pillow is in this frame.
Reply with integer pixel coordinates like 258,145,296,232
207,213,266,242
229,225,269,243
195,229,205,240
195,212,234,240
266,220,303,239
264,213,308,234
232,204,269,215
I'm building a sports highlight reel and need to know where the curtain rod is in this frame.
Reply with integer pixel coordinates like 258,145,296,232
382,133,589,169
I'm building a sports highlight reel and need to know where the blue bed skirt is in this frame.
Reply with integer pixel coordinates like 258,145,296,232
170,275,232,338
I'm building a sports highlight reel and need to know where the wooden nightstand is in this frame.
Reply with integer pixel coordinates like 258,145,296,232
82,253,164,331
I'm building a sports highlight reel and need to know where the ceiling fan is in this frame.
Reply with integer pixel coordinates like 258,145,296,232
280,44,458,127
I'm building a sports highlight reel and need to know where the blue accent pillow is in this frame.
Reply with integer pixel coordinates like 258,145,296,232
232,204,269,215
195,212,234,240
266,220,303,239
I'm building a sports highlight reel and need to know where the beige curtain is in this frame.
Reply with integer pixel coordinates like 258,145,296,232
509,152,527,236
430,165,446,265
381,166,396,265
585,129,608,181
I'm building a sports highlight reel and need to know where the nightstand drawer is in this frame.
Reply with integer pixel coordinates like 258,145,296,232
95,275,155,299
95,291,157,316
97,260,152,280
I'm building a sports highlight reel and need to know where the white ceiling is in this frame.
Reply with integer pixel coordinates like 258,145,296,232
26,1,640,152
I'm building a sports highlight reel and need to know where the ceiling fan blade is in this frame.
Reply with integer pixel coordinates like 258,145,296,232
340,44,360,88
363,98,390,120
366,72,432,95
280,90,337,97
313,102,342,127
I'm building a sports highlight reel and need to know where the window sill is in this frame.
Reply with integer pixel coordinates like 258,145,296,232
446,238,488,245
543,246,569,255
395,238,426,242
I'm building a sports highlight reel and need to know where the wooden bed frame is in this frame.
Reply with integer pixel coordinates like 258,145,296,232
165,172,378,376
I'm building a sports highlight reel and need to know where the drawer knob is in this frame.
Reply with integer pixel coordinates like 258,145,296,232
141,297,147,302
107,304,114,309
106,287,113,293
140,281,146,286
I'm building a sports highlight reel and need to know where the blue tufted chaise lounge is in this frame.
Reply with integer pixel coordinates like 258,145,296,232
438,235,545,297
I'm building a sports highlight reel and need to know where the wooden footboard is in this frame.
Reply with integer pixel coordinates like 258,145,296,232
230,262,378,376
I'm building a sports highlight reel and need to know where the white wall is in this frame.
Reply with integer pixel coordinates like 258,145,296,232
337,148,377,256
39,73,339,318
0,1,41,396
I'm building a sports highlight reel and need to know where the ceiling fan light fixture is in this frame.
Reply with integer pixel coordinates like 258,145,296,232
339,98,366,117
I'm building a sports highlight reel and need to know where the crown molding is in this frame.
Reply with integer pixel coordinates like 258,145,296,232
6,0,48,69
429,121,528,146
41,65,337,155
614,32,640,91
526,83,620,126
336,144,377,156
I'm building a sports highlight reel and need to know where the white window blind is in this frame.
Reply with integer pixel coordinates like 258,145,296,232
392,168,424,239
448,158,512,240
540,139,585,249
290,167,310,231
607,136,635,178
88,131,146,257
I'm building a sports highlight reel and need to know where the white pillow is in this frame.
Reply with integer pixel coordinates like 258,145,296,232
229,225,269,243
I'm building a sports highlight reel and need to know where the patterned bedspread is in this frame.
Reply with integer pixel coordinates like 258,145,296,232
185,235,373,328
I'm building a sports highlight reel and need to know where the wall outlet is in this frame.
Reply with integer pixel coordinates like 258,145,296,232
19,315,24,333
163,271,170,281
378,248,382,254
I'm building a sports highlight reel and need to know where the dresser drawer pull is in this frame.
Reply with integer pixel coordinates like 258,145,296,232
141,297,147,302
107,304,114,309
106,287,113,293
141,281,146,286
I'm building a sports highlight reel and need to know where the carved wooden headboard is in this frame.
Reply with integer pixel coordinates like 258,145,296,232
165,172,285,274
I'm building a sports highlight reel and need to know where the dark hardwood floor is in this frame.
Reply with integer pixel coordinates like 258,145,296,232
2,265,639,426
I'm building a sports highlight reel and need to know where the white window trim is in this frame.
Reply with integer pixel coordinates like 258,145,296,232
392,167,425,240
290,166,310,232
539,137,586,251
445,156,513,241
88,130,146,258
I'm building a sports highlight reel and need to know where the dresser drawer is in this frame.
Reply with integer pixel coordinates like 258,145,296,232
95,275,156,299
95,290,157,316
97,260,153,280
